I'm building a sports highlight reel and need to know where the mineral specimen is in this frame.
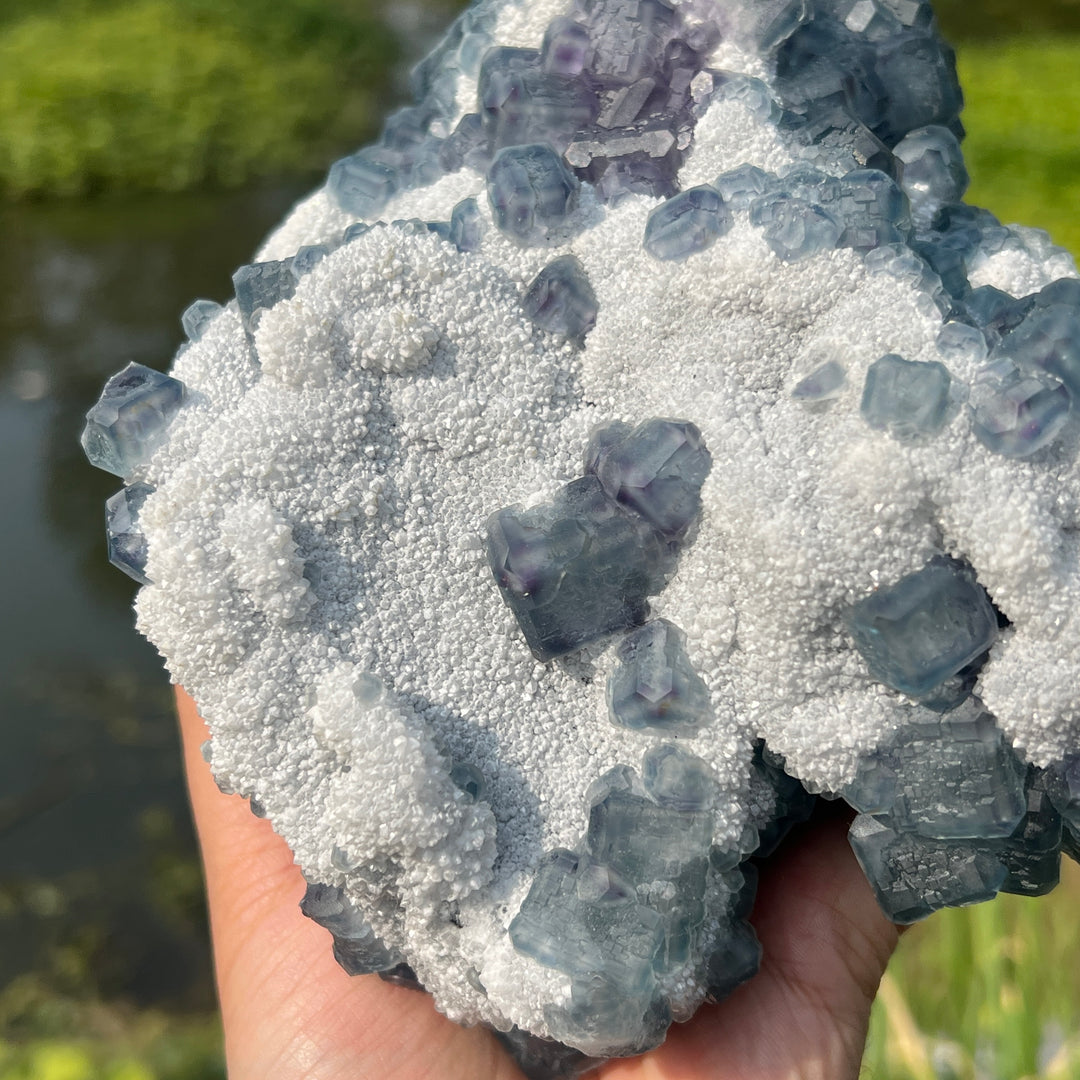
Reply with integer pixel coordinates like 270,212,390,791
81,0,1080,1072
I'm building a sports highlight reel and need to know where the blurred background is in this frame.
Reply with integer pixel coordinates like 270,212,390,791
0,2,1078,1077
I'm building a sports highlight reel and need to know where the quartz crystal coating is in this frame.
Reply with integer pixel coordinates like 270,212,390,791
80,0,1080,1070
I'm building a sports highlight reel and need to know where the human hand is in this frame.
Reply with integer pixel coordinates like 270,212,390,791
177,686,900,1080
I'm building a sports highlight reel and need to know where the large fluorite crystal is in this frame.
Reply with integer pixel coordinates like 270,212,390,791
82,0,1080,1074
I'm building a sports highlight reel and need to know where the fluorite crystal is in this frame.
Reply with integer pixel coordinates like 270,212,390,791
105,481,155,585
849,557,997,697
860,352,951,438
81,0,1080,1071
81,362,186,479
607,620,711,734
522,254,599,338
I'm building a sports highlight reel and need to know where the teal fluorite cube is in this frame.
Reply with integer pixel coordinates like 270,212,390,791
849,557,997,697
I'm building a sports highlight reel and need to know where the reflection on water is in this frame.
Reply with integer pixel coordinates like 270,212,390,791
0,185,308,1006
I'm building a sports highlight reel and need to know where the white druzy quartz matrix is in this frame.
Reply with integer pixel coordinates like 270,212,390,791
82,0,1080,1074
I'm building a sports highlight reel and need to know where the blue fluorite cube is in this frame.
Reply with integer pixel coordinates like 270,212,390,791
327,150,400,218
893,124,969,224
541,16,592,76
585,782,713,885
860,353,951,439
792,360,846,402
522,255,599,339
997,768,1063,897
479,47,598,151
509,848,663,988
842,702,1027,839
105,481,155,585
181,298,223,342
485,476,670,661
291,244,330,280
749,192,840,262
487,144,580,245
588,418,711,539
713,164,772,211
608,620,711,735
968,358,1072,459
643,186,732,262
848,814,1006,924
232,259,298,336
449,197,484,252
996,305,1080,402
81,363,187,479
849,557,998,697
641,744,718,812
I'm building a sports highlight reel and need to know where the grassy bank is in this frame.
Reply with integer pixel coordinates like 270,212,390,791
0,0,399,197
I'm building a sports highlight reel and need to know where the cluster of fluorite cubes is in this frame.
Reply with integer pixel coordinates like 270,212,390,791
77,0,1080,1073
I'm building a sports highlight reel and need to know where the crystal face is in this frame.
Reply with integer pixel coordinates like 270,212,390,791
586,418,712,540
486,474,670,662
79,0,1080,1067
843,701,1027,839
968,358,1072,458
80,362,187,479
232,259,298,335
848,814,1007,924
849,558,998,697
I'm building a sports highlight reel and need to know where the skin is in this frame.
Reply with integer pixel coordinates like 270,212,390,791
177,686,901,1080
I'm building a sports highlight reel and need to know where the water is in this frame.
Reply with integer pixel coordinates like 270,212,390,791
0,185,308,1006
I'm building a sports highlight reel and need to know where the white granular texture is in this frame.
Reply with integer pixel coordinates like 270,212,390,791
128,0,1080,1039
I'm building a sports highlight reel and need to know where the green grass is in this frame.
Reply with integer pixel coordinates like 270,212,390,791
863,859,1080,1080
0,980,223,1080
957,37,1080,255
0,0,398,197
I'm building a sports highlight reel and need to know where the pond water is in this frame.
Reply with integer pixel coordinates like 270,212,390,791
0,185,309,1005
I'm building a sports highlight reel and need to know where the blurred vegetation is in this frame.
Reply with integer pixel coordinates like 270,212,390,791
863,861,1080,1079
957,39,1080,255
0,0,400,197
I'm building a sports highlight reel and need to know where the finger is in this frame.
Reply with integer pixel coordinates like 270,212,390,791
176,686,522,1080
599,804,900,1080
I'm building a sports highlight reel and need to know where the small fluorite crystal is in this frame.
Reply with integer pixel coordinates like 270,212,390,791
607,620,711,734
860,352,951,438
968,359,1071,458
522,255,599,338
181,298,223,343
80,362,186,479
849,557,997,697
842,701,1027,838
232,259,298,335
487,143,580,243
485,475,669,661
105,481,155,585
80,0,1080,1070
586,419,712,540
643,185,732,261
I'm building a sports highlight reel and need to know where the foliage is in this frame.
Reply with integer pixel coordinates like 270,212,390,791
936,0,1080,40
0,0,398,197
956,37,1080,256
862,860,1080,1079
0,984,223,1080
